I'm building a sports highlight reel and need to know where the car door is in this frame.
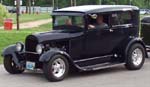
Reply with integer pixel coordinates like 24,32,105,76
79,24,125,66
83,12,132,59
84,26,125,58
84,28,102,58
98,11,136,55
83,14,111,58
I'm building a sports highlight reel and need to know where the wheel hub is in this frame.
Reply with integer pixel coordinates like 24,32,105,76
132,48,143,66
52,58,66,78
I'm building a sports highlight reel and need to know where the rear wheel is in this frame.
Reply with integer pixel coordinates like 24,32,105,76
43,54,69,82
4,56,24,74
125,44,145,70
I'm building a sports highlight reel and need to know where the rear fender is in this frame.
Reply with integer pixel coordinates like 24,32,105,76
125,37,148,60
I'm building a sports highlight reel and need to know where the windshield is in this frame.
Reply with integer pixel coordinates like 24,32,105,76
53,16,84,30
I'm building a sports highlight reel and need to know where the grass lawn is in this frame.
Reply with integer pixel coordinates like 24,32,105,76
0,23,52,64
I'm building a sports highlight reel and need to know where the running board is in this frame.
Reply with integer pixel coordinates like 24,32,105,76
146,45,150,48
146,45,150,52
76,62,125,71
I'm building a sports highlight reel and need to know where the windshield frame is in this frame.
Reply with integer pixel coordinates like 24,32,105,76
52,13,85,31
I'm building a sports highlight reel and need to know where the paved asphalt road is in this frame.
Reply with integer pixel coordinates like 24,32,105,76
0,59,150,87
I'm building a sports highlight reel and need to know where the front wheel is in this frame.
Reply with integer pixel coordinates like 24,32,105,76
125,44,145,70
4,56,24,74
43,54,69,82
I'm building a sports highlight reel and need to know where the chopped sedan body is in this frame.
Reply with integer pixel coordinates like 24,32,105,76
2,5,147,82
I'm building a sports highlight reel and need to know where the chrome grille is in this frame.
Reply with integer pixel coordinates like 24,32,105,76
25,35,38,52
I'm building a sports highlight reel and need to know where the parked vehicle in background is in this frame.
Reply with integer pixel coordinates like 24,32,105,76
8,8,16,13
141,16,150,51
2,5,147,82
140,9,150,15
141,16,150,23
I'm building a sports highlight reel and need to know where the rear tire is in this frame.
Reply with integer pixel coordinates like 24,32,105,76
43,54,69,82
4,56,24,74
125,44,145,70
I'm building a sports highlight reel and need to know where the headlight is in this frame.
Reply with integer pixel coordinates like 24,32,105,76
16,42,24,52
36,44,43,54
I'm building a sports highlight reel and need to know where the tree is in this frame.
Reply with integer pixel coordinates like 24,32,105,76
2,0,150,9
145,0,150,7
0,3,9,25
28,0,31,14
26,0,32,14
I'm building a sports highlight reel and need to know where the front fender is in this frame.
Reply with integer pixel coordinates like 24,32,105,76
39,49,72,62
1,45,21,67
2,45,16,57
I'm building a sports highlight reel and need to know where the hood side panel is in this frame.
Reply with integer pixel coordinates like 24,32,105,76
33,31,84,43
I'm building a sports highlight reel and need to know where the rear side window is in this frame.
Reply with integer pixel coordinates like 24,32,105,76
119,12,132,24
111,12,133,26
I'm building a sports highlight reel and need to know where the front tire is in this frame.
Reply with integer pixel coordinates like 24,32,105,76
125,44,145,70
43,54,69,82
4,56,24,74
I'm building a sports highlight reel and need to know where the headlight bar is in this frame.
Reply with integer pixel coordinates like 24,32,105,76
16,42,24,52
36,44,44,54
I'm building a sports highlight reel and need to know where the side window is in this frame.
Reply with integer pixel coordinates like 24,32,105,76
87,13,110,29
111,12,133,26
118,12,132,24
111,13,120,26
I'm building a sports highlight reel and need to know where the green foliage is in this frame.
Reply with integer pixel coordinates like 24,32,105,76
0,3,9,25
2,0,150,8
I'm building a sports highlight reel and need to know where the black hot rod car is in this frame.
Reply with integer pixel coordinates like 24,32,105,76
2,5,148,82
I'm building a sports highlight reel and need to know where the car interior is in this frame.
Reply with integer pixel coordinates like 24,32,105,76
87,13,110,29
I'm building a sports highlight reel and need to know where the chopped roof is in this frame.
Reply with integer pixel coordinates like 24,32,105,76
54,5,139,14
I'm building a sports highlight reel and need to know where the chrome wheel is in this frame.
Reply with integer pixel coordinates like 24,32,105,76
43,54,69,82
132,48,143,66
52,58,66,78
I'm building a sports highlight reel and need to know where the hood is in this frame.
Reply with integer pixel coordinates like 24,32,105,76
28,30,84,43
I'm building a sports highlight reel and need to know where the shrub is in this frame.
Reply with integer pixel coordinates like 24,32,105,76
0,4,9,25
